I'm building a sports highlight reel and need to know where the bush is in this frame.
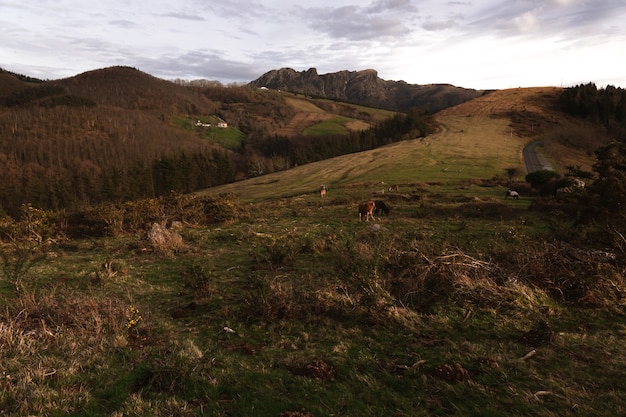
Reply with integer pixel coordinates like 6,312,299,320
507,240,623,306
201,194,240,223
525,169,560,188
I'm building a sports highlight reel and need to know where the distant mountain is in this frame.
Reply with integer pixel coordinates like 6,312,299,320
249,67,484,112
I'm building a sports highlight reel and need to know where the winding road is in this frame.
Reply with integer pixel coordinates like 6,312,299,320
523,141,553,173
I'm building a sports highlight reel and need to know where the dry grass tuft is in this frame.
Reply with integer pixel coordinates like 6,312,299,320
141,222,185,256
1,286,133,415
510,241,624,306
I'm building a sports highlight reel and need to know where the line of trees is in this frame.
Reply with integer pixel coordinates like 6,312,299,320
0,149,236,217
239,108,433,176
559,83,626,136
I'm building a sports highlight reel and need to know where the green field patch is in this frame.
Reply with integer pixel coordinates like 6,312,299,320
303,115,353,136
171,116,245,149
202,126,245,149
283,96,326,113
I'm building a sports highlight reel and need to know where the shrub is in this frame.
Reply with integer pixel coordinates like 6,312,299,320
201,194,240,224
0,242,47,293
181,262,214,297
141,223,185,256
525,169,560,188
508,240,624,306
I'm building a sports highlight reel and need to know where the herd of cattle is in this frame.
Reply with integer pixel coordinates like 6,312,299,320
318,184,530,222
318,178,586,222
319,184,397,222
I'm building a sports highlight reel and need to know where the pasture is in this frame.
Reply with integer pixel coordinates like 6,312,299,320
197,109,526,202
1,87,624,416
171,115,246,149
275,95,395,137
2,183,624,416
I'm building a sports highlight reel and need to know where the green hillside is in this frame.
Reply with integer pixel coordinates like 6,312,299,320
199,87,610,202
1,85,625,416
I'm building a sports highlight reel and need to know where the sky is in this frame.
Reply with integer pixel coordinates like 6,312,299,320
1,0,625,90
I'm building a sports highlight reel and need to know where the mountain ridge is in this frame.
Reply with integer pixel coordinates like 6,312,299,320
249,67,485,112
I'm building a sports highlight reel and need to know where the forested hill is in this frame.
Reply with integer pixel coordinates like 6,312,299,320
0,66,431,216
249,67,484,112
559,82,626,137
0,67,233,216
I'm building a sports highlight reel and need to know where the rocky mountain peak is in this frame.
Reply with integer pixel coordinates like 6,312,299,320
249,68,483,112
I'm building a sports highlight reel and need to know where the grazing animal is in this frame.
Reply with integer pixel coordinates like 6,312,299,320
374,200,390,215
505,189,519,200
320,185,327,198
358,201,376,222
388,185,399,192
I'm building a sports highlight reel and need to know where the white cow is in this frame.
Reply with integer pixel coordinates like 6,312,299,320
505,189,520,200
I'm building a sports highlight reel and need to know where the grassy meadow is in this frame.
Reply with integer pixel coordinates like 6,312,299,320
198,111,525,202
1,94,625,416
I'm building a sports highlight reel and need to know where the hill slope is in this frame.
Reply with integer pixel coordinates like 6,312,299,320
0,66,612,214
0,67,406,214
199,87,611,201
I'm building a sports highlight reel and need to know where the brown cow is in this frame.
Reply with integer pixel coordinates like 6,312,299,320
358,201,376,222
320,185,327,198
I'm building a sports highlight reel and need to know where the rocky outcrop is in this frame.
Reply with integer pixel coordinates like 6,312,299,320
249,68,484,112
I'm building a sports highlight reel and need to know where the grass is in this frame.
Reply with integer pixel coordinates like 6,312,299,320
203,126,246,150
170,116,246,149
279,95,395,137
197,112,525,202
1,183,625,416
303,116,351,136
1,94,624,415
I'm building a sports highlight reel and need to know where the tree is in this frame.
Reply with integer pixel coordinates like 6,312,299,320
525,169,559,189
505,167,522,182
589,142,626,222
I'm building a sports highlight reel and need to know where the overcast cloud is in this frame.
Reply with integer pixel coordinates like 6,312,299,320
1,0,625,89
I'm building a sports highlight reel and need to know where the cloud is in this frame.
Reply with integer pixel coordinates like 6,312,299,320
366,0,418,14
466,0,626,38
1,0,625,88
109,19,138,29
422,17,460,31
159,12,205,22
139,50,262,83
299,1,419,41
512,9,541,33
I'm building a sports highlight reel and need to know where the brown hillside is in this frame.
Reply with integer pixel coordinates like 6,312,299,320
0,70,35,97
200,87,612,202
52,66,218,115
0,67,223,169
0,67,231,214
436,87,612,172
